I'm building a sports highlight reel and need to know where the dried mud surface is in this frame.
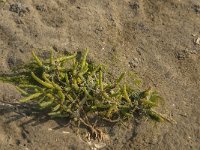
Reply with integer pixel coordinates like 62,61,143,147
0,0,200,150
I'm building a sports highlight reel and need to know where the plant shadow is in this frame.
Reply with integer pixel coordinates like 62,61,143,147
0,101,71,130
0,101,140,141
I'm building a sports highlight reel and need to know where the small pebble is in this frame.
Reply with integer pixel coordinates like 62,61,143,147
36,4,46,11
193,5,200,13
9,3,30,16
129,57,140,68
176,51,188,60
195,37,200,45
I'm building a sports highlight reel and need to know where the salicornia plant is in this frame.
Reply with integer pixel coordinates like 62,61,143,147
0,49,169,140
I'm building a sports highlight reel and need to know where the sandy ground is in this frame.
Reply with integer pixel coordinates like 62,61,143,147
0,0,200,149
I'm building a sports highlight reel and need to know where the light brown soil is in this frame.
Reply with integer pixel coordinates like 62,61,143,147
0,0,200,150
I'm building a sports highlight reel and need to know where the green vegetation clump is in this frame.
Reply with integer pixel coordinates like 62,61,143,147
0,49,167,139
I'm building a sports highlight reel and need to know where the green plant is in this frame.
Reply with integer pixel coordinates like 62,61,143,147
0,49,169,140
